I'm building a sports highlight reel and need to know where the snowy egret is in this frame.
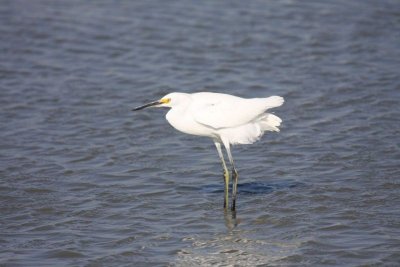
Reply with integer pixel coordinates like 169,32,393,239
133,92,284,210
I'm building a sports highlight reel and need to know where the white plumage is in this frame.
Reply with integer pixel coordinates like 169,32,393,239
133,91,284,211
163,92,283,144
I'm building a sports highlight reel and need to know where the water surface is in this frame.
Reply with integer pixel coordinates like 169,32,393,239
1,0,400,266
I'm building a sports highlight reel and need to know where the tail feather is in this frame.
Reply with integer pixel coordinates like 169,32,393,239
259,113,282,132
264,96,284,110
217,96,284,145
218,113,283,145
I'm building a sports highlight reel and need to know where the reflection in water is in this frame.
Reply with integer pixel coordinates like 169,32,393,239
175,208,301,266
201,180,301,194
224,209,239,230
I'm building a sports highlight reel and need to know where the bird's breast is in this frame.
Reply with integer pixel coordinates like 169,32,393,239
166,108,214,138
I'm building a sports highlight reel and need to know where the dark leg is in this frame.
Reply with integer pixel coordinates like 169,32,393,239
214,141,229,209
231,167,239,211
223,140,238,211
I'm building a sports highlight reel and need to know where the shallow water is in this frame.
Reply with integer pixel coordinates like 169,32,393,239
1,0,400,266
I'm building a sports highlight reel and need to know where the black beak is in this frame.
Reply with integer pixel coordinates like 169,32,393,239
132,100,162,111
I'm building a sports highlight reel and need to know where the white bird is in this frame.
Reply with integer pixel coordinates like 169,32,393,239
133,92,284,211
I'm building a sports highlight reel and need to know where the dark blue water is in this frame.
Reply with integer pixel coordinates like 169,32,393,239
1,0,400,266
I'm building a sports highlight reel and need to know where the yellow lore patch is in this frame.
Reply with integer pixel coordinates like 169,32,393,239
160,98,171,104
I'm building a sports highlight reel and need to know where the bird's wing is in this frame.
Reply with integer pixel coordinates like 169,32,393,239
191,93,284,129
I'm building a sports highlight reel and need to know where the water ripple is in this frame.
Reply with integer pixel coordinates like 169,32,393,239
1,0,400,266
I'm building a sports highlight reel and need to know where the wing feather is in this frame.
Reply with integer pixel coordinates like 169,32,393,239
191,93,284,129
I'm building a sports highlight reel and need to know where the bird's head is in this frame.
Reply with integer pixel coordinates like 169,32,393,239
132,92,189,111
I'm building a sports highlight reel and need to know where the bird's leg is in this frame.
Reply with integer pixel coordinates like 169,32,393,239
231,166,239,211
214,141,229,209
224,142,238,211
